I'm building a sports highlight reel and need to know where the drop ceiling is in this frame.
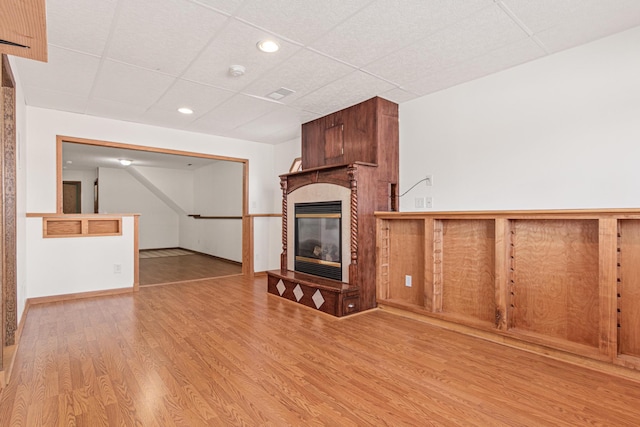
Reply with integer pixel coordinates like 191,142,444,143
13,0,640,145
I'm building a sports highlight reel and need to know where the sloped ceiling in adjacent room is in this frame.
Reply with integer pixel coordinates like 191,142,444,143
12,0,640,144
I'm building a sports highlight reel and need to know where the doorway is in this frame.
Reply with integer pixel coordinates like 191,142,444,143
56,136,253,279
62,181,82,213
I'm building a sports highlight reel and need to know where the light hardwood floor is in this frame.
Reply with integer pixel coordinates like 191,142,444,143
1,275,640,425
139,251,242,286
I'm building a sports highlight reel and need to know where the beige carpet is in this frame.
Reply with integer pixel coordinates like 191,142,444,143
139,248,195,259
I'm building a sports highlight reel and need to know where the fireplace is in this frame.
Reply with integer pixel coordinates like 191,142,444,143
294,201,342,281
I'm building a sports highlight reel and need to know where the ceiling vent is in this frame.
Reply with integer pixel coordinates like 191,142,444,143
266,87,295,100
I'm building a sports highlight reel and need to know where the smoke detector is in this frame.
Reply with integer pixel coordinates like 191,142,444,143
229,65,246,77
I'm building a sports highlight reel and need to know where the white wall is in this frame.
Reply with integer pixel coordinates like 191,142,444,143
23,107,282,298
62,169,97,213
134,166,194,212
26,216,135,298
178,161,244,261
194,161,243,215
98,167,179,249
399,26,640,211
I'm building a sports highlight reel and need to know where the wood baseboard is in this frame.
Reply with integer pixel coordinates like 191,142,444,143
1,299,30,388
253,271,267,277
27,287,132,305
378,304,640,384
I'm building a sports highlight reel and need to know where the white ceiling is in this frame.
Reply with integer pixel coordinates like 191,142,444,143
14,0,640,145
62,142,221,171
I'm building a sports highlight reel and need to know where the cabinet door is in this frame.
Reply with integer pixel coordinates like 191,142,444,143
324,124,344,164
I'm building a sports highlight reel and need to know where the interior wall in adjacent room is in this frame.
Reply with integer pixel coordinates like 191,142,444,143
98,167,179,249
399,26,640,211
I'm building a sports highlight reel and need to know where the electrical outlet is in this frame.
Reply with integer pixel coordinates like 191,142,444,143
425,197,433,208
405,275,412,287
414,197,425,209
425,174,433,186
113,264,122,274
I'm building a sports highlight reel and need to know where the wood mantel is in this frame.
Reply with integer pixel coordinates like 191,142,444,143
376,209,640,371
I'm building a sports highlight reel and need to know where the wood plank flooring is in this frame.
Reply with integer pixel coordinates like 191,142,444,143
139,252,242,286
2,275,640,425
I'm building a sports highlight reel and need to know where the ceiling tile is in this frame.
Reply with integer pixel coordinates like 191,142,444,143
13,47,101,96
137,107,199,130
235,0,372,45
241,49,355,103
187,94,280,134
106,0,229,76
85,98,147,122
190,0,246,15
378,88,420,104
182,18,302,90
501,0,623,34
309,0,494,67
292,70,396,115
47,0,119,55
92,60,176,108
152,79,234,117
21,88,89,114
418,5,530,70
235,105,303,139
403,38,547,96
534,4,640,53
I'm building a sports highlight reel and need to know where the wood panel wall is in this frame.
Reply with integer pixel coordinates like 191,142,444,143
376,210,640,372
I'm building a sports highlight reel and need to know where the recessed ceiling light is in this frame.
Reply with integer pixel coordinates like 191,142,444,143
257,39,280,53
119,159,132,166
178,107,194,115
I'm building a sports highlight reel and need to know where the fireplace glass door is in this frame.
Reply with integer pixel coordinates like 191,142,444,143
294,201,342,280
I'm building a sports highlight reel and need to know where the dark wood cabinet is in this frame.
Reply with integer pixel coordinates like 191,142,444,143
268,97,399,316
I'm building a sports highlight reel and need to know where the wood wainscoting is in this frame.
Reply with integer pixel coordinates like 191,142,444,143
376,209,640,373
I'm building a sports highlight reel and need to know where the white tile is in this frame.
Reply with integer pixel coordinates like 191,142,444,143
236,0,372,45
47,0,119,55
190,0,245,14
310,0,493,67
500,0,632,34
92,60,176,108
293,284,303,301
404,38,547,96
241,49,354,103
534,5,640,53
21,87,89,114
276,279,285,295
85,98,147,122
182,18,302,90
107,0,229,76
312,290,325,309
292,70,396,115
187,93,280,134
152,79,234,117
232,105,303,142
13,47,101,96
378,88,420,104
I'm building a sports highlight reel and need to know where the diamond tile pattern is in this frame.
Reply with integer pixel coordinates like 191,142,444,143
276,280,285,296
13,0,640,144
312,290,325,309
293,284,303,302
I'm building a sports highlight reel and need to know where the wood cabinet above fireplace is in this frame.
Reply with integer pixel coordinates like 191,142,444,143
301,96,399,200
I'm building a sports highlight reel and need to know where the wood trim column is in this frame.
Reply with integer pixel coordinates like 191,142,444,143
599,218,618,360
1,55,17,350
280,176,287,270
494,219,510,330
347,165,358,285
